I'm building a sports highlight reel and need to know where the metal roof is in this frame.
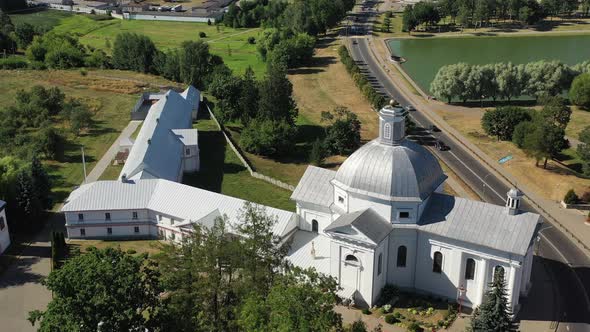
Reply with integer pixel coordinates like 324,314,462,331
120,89,196,182
290,166,335,207
333,139,447,202
325,208,394,244
62,179,297,238
419,193,541,256
172,129,199,146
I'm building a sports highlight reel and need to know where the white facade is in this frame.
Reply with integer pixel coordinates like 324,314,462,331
0,201,10,254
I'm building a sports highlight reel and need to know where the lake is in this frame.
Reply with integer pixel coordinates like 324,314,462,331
388,35,590,94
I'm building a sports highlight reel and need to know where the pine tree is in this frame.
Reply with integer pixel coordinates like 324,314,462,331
309,138,326,166
30,156,52,209
469,272,518,332
15,170,42,231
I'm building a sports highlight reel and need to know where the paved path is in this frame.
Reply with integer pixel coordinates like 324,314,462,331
85,120,141,183
0,230,52,332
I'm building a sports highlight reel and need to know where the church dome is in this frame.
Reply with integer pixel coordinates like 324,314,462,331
333,101,446,202
333,139,446,201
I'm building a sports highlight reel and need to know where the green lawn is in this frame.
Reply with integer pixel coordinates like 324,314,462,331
9,9,73,29
183,117,295,212
0,69,178,205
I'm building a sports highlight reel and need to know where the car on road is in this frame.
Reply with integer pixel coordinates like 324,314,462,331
404,105,416,112
429,124,440,132
435,140,449,151
352,40,358,44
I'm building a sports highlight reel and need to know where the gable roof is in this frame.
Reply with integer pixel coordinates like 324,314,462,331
291,166,335,208
325,208,394,245
62,179,297,238
120,89,194,182
172,129,199,146
419,193,541,256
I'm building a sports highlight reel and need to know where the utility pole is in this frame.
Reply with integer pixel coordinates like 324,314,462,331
81,147,87,183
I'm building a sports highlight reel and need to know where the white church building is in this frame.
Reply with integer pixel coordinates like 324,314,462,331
62,101,540,313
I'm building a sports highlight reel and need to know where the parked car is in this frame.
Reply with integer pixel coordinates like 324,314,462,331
429,124,440,132
435,140,449,151
404,105,416,112
353,39,358,44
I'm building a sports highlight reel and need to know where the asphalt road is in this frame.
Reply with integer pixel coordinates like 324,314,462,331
346,2,590,330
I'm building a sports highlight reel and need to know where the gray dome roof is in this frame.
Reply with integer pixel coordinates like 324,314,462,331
333,139,447,201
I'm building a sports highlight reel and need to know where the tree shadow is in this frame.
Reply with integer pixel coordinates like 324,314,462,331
0,256,45,289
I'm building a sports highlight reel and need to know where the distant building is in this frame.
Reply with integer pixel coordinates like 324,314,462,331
0,201,11,255
121,1,149,12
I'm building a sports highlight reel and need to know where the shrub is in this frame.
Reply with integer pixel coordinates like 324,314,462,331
362,308,371,315
248,36,256,44
580,191,590,203
29,60,46,70
0,57,28,69
309,138,326,166
80,69,87,76
393,311,403,319
381,304,392,314
570,73,590,108
384,314,398,325
240,119,297,156
199,31,207,38
564,189,579,204
406,322,422,332
126,249,137,255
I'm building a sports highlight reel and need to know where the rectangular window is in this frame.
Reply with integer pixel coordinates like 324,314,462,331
399,212,410,218
132,212,138,220
107,227,112,235
338,196,344,204
134,226,140,233
80,228,86,236
0,217,5,231
158,215,162,221
170,218,175,225
185,148,190,156
105,213,111,221
377,253,382,275
78,213,84,221
170,232,176,240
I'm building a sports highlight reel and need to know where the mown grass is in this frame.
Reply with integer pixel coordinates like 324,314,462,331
0,69,179,205
183,116,295,212
68,239,163,255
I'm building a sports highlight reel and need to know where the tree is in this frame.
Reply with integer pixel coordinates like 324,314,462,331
469,271,518,332
29,248,163,332
178,40,215,90
258,62,297,125
14,22,36,49
577,126,590,175
62,100,92,136
522,122,567,168
524,60,573,99
430,64,464,102
30,156,51,209
240,119,297,156
570,73,590,108
238,267,343,332
309,138,327,166
14,168,43,231
540,95,571,130
324,106,361,155
208,65,243,122
481,106,532,141
402,5,418,32
239,66,259,124
112,32,157,73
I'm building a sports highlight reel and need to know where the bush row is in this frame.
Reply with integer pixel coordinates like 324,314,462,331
338,45,388,110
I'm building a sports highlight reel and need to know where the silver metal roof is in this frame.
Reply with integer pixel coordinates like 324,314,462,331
120,88,197,182
172,129,199,146
333,139,447,201
62,179,297,238
325,208,394,244
290,166,336,207
419,193,541,256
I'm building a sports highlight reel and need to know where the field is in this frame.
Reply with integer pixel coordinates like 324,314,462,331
183,116,295,212
0,69,180,205
434,105,590,200
10,10,266,76
68,239,163,255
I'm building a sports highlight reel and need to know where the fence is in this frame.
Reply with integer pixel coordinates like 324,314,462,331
206,105,296,192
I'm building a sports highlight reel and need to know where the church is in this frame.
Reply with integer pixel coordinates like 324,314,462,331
61,97,541,313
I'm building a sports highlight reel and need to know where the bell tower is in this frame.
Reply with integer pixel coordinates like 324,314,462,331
506,188,524,215
379,100,407,146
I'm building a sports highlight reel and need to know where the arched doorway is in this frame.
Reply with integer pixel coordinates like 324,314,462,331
312,219,319,233
341,254,361,293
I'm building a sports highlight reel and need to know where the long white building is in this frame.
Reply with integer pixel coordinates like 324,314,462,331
62,101,540,313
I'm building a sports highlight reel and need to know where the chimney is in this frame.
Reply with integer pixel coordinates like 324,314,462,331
121,173,127,183
378,99,407,146
506,188,524,215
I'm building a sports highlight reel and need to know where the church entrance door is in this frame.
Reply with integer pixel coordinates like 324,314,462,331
341,254,361,292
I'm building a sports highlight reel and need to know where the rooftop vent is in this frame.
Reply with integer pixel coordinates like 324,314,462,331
148,139,152,145
121,173,127,183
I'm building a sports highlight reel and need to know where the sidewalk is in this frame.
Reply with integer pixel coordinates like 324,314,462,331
368,37,590,257
85,120,141,183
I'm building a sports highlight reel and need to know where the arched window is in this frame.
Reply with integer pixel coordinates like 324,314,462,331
433,251,443,273
377,253,383,275
345,254,359,266
312,219,319,233
465,258,476,280
384,123,392,139
494,265,505,281
397,245,407,267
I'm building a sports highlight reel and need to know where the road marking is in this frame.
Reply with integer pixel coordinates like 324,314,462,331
447,151,505,200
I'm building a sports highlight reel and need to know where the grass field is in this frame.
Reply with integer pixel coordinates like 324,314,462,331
68,239,163,255
0,69,180,205
183,116,295,211
11,10,266,76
